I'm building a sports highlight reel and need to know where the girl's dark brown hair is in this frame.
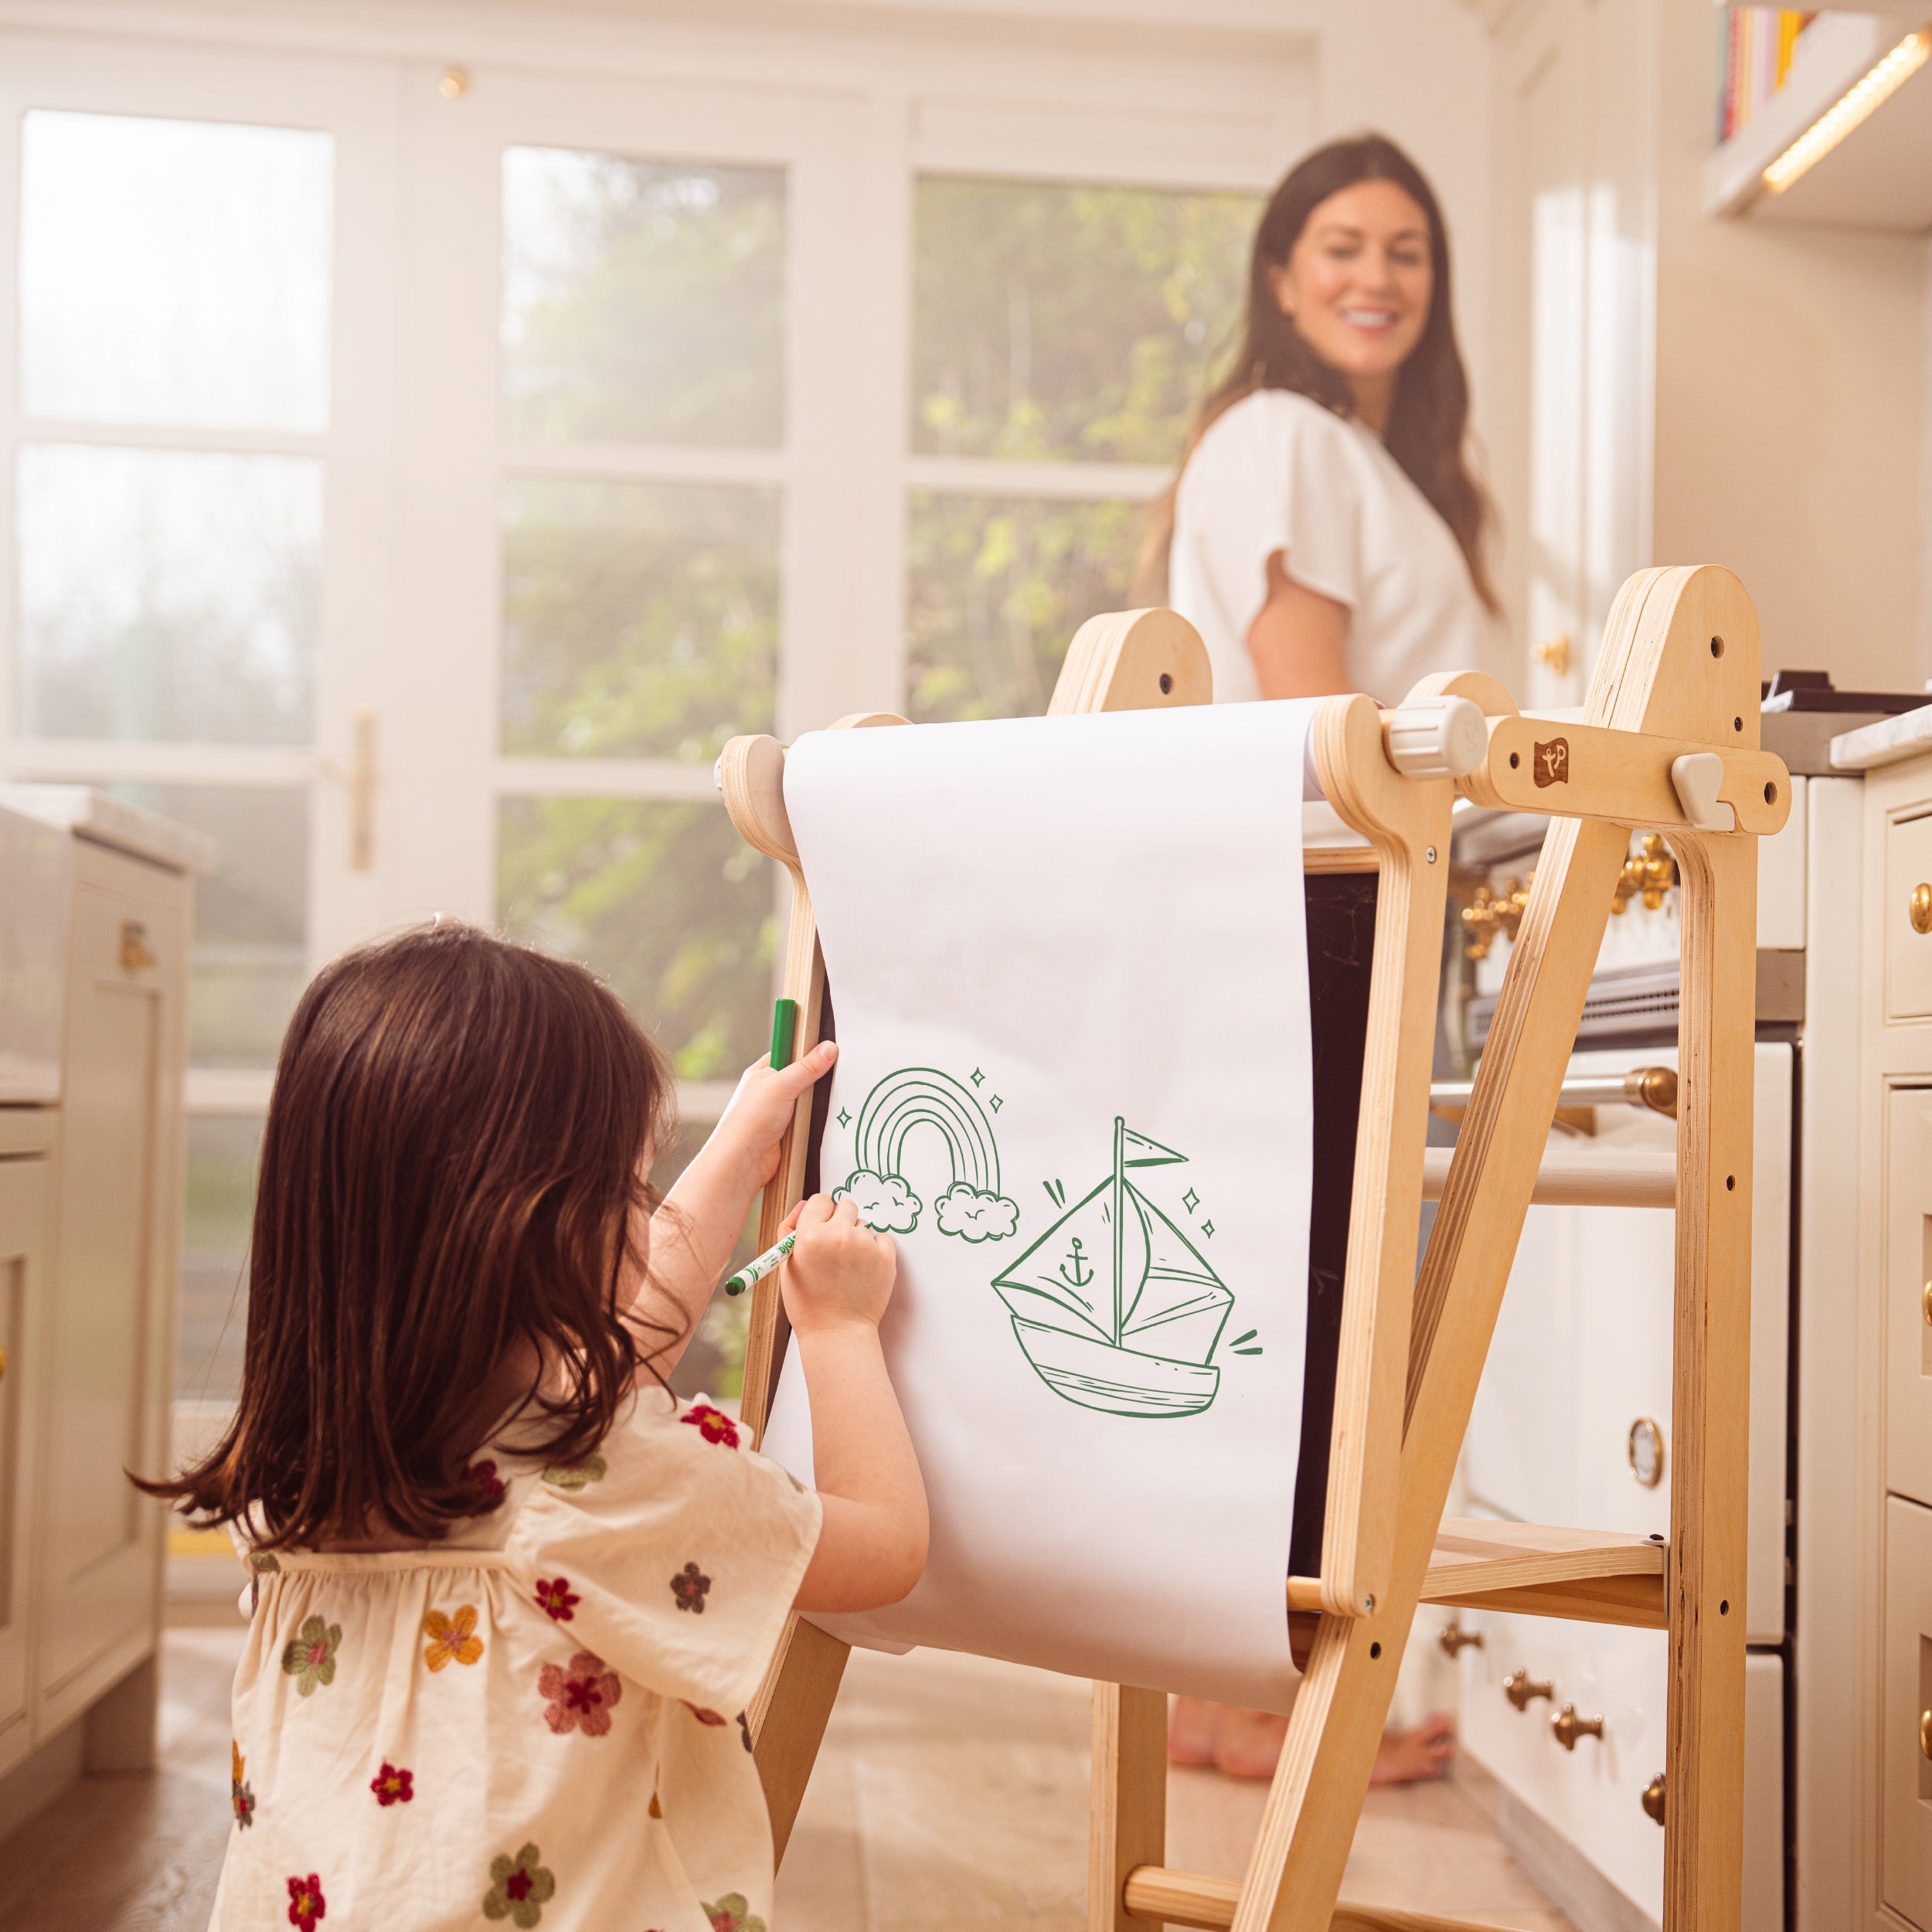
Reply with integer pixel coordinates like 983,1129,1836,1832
1138,132,1497,612
143,923,675,1550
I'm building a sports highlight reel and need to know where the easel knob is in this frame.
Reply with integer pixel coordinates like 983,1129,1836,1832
1384,695,1488,780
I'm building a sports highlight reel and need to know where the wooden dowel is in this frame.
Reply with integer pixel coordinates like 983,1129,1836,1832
1420,1145,1675,1209
1119,1867,1522,1932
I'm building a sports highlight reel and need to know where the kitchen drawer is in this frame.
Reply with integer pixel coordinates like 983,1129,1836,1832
1452,1608,1783,1930
1886,1087,1932,1509
1888,806,1932,1021
1883,1495,1932,1928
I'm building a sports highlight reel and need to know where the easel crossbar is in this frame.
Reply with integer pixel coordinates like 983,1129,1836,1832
1120,1868,1522,1932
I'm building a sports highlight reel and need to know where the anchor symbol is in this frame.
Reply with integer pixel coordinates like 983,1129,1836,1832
1059,1236,1094,1289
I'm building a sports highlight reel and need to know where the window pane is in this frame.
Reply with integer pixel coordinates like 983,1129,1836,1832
21,111,331,432
497,798,774,1078
502,478,777,760
100,783,309,1068
905,494,1141,722
178,1113,264,1405
503,148,785,447
18,445,320,745
911,176,1257,463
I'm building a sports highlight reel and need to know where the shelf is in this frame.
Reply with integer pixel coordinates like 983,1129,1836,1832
1286,1519,1668,1630
1706,11,1932,231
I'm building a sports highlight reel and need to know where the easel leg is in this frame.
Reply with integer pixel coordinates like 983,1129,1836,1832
1090,1683,1167,1932
749,1615,852,1866
1230,1615,1401,1932
1661,832,1754,1930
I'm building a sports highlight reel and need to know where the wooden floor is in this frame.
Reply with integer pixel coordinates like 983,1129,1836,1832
2,1628,1574,1932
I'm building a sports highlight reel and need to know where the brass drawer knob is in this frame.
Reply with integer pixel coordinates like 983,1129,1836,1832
119,920,158,973
1504,1668,1553,1712
1437,1620,1484,1659
1920,1710,1932,1761
1553,1702,1604,1750
1642,1773,1665,1825
1913,883,1932,936
1923,1281,1932,1329
1535,633,1572,677
0,1342,8,1382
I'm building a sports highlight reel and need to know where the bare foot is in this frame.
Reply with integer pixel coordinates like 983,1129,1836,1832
1369,1712,1456,1785
1167,1695,1225,1767
1212,1706,1291,1778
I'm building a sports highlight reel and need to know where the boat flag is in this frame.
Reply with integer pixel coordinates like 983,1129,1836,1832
1120,1127,1186,1168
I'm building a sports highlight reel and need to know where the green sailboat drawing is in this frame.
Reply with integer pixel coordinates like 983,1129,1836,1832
991,1118,1233,1420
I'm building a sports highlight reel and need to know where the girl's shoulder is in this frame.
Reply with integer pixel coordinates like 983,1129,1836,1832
1182,388,1373,514
1197,386,1361,461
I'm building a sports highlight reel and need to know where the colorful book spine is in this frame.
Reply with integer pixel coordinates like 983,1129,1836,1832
1716,7,1817,146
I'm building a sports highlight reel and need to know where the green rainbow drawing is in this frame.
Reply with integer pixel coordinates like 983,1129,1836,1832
834,1066,1020,1243
852,1068,1003,1196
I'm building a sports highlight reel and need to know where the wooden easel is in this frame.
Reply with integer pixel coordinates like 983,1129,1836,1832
718,566,1787,1932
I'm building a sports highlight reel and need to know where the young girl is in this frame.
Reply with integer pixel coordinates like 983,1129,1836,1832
149,923,927,1931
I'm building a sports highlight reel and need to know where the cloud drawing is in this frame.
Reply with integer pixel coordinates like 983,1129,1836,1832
835,1168,921,1233
935,1182,1020,1243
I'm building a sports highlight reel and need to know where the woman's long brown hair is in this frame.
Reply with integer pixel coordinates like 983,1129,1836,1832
142,923,676,1550
1138,132,1497,611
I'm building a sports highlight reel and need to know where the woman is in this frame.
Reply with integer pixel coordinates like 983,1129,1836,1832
1143,131,1498,701
1148,132,1495,1784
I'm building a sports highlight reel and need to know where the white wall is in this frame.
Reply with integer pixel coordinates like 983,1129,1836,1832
1650,2,1927,694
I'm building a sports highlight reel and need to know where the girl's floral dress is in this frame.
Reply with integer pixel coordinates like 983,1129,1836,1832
211,1389,819,1932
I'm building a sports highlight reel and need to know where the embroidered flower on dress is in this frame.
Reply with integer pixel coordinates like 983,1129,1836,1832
423,1604,485,1671
539,1651,622,1737
681,1403,740,1449
534,1577,580,1623
461,1458,507,1515
286,1872,326,1930
250,1552,281,1573
671,1562,711,1614
231,1741,256,1828
702,1893,767,1932
539,1456,607,1492
280,1616,342,1696
682,1702,727,1726
483,1842,556,1927
371,1761,415,1805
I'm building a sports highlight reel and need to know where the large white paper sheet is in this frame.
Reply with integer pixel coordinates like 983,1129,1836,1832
760,699,1317,1710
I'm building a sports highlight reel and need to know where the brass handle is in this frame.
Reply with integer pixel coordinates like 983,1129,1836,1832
1437,1620,1484,1660
0,1342,8,1382
1642,1773,1665,1825
1503,1668,1553,1712
1462,874,1533,961
119,920,158,973
1920,1710,1932,1761
1913,883,1932,935
1922,1281,1932,1329
350,705,379,873
1552,1702,1604,1750
1613,834,1678,917
1628,1417,1665,1490
1535,633,1572,677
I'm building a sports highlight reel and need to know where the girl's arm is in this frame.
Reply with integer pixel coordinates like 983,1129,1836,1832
1246,549,1352,699
638,1041,838,1374
782,1195,928,1613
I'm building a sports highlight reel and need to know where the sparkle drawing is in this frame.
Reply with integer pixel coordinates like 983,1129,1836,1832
832,1067,1019,1243
992,1119,1241,1420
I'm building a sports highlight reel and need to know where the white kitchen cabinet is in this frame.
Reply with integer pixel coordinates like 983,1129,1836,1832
0,792,195,1821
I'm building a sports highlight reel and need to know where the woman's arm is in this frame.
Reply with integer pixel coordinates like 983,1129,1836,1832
1246,549,1352,699
782,1196,928,1613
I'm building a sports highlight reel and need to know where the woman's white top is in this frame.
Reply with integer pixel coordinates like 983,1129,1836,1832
1169,387,1494,705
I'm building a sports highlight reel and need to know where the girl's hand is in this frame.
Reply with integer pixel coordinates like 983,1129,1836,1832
701,1040,838,1194
782,1194,898,1335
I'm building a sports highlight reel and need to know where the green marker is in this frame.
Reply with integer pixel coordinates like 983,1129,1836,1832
724,1228,800,1298
769,997,798,1070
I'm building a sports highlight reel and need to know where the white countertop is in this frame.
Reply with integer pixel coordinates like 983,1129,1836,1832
1830,702,1932,774
0,784,216,873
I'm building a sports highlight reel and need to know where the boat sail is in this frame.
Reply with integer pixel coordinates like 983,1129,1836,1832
990,1118,1233,1419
